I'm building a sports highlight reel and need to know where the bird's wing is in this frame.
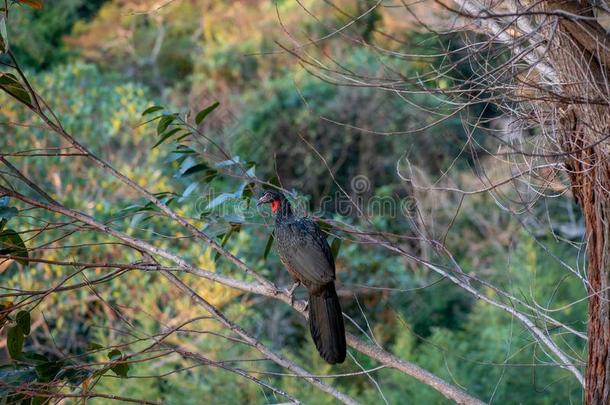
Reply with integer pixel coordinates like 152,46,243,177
284,218,335,285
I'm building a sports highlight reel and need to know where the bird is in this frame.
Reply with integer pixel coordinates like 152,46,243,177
257,189,346,364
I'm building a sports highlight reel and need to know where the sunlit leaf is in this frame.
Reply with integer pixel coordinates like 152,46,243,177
157,114,177,135
179,182,198,203
206,193,236,210
0,16,8,53
216,156,241,168
0,73,31,106
222,214,245,224
17,0,44,9
175,132,192,142
141,105,163,116
195,101,219,125
135,114,163,128
0,229,29,265
152,128,181,149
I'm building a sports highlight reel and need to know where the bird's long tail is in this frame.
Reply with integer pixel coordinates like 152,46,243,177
308,283,346,364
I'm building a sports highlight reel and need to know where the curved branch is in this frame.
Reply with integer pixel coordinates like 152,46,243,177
0,186,486,405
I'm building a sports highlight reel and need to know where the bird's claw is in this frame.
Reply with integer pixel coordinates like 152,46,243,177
287,281,300,306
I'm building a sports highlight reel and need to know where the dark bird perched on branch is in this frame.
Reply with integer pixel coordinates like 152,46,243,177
258,189,346,364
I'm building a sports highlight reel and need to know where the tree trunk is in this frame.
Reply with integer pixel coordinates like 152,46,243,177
544,2,610,403
562,105,610,405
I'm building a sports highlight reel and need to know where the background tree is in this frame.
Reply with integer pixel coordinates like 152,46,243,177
1,0,606,404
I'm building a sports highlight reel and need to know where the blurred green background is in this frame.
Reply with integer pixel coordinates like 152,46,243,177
0,1,586,403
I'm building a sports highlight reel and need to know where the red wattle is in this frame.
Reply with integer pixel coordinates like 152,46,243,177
271,200,280,213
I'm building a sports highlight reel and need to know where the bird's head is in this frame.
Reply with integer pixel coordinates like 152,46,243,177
257,189,286,214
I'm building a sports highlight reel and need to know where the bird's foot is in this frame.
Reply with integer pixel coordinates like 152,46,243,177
287,281,300,306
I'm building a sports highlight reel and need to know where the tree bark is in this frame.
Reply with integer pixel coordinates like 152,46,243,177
543,2,610,403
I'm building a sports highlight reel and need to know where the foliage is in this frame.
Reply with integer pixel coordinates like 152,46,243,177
6,0,107,69
0,1,588,404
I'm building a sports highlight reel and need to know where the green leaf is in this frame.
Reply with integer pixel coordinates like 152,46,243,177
263,231,274,260
160,127,182,139
179,183,198,203
214,226,236,262
182,163,210,177
0,206,18,219
206,192,236,210
241,182,256,200
170,145,196,154
107,349,129,377
0,73,32,106
0,16,8,53
107,349,122,360
135,114,163,128
156,114,177,135
202,169,218,183
175,132,192,142
0,229,29,265
22,352,48,364
152,128,181,149
7,325,24,359
195,102,219,125
34,360,62,382
16,311,30,335
316,220,332,233
141,105,163,116
216,156,241,168
330,237,342,259
111,362,129,377
265,175,281,189
87,342,104,351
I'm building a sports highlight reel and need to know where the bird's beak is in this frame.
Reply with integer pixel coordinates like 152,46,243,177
257,195,271,206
